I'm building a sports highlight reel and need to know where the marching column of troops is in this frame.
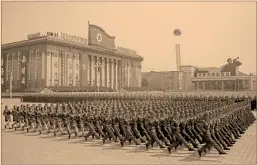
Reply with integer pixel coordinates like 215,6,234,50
3,93,256,157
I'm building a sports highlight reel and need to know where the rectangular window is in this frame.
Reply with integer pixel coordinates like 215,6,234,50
76,74,79,80
212,73,215,76
76,64,79,70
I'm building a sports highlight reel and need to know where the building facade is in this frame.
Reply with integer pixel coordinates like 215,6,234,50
1,30,143,91
192,71,257,91
142,71,186,91
141,65,256,91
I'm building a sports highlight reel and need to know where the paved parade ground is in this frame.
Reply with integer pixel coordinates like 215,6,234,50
1,99,256,164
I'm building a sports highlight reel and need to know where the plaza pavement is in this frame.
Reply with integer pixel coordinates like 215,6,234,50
1,99,256,164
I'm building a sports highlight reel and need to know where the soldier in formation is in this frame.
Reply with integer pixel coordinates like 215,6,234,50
3,93,256,157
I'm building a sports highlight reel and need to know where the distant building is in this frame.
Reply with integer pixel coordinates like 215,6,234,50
1,24,143,92
142,65,256,91
142,71,188,91
192,67,256,91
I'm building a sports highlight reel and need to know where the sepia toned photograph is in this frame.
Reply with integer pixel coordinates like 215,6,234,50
1,1,256,164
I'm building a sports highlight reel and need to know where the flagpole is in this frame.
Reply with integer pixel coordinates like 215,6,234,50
10,71,13,98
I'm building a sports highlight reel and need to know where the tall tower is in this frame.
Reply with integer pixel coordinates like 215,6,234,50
175,44,181,71
174,29,182,71
174,29,183,90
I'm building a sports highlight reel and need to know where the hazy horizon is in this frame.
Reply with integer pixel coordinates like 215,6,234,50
2,2,256,74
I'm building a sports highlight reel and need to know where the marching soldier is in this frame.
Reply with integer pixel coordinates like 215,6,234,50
84,113,100,141
197,113,226,156
3,105,12,129
12,106,19,130
120,113,140,147
137,111,151,141
102,113,118,143
155,111,170,146
112,112,123,141
145,111,165,149
27,107,36,133
131,112,146,143
179,109,199,148
77,108,86,137
54,106,65,136
167,110,194,153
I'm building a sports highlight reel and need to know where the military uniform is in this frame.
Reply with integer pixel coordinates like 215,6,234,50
197,113,226,156
3,106,12,129
168,111,194,153
84,114,100,141
121,115,140,146
102,114,117,143
145,113,165,149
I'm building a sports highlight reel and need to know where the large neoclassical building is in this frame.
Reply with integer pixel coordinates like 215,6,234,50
1,24,143,91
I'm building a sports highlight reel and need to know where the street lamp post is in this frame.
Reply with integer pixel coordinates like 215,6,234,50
94,61,102,92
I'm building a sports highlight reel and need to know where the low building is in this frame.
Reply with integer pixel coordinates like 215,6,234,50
192,69,256,91
142,71,186,91
142,65,256,91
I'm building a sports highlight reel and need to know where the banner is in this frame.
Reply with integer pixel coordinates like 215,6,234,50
88,23,116,49
20,54,27,89
1,56,5,90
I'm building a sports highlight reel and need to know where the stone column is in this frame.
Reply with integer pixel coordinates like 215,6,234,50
96,56,100,87
35,50,38,80
112,59,115,89
203,81,205,91
72,54,76,86
115,59,118,90
196,81,199,91
58,52,61,86
91,56,94,86
101,57,105,87
50,51,53,86
104,58,107,87
118,60,121,89
110,59,113,88
138,64,142,87
106,58,109,87
41,52,45,84
221,80,224,91
87,56,90,86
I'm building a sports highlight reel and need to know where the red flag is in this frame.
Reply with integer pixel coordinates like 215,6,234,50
88,23,115,49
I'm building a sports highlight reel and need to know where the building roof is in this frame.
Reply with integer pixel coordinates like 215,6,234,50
2,36,143,61
180,65,196,68
142,71,179,74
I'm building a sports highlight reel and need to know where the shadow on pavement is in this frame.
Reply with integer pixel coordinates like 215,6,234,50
0,129,233,162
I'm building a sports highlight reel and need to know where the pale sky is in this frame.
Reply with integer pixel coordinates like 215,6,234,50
2,2,256,74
